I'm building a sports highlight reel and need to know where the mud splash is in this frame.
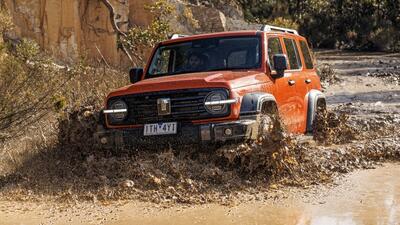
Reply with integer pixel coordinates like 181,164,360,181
317,63,341,87
0,105,399,205
313,109,358,145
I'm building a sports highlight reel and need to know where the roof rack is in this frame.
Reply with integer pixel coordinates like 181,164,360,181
260,25,298,35
169,34,190,39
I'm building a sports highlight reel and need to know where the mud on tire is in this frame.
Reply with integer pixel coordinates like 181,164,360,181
257,102,285,142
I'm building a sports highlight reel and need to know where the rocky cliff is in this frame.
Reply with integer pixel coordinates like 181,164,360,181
3,0,252,67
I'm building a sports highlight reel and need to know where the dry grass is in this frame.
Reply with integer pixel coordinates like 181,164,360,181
0,8,129,199
0,64,128,167
0,45,128,181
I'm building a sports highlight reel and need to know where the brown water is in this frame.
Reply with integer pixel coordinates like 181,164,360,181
1,163,399,225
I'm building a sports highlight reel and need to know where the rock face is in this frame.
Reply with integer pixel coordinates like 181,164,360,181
186,0,243,19
4,0,132,67
190,5,227,32
129,0,154,28
3,0,247,67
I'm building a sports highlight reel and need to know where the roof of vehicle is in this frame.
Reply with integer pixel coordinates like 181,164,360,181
161,30,304,45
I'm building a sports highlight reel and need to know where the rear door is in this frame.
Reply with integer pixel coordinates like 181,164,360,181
298,39,319,91
298,39,320,131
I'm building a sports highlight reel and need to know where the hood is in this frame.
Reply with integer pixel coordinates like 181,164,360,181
108,70,266,98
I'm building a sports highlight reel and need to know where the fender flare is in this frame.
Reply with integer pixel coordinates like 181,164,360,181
240,92,277,115
306,89,326,132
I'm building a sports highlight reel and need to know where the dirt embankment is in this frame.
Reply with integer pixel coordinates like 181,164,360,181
0,51,399,206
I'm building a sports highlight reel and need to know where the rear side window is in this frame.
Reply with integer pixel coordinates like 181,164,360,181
284,38,301,70
300,40,314,69
267,37,283,70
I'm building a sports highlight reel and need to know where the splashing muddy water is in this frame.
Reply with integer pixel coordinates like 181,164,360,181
1,105,398,205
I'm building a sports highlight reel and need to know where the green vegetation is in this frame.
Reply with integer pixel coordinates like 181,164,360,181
121,0,174,66
237,0,400,51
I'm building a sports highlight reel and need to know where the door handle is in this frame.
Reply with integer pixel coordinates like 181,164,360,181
305,79,312,84
288,80,296,86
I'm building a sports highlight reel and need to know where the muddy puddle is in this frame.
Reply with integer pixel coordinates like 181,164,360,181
1,163,399,225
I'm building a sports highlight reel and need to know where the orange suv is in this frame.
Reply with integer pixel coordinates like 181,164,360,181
97,25,326,148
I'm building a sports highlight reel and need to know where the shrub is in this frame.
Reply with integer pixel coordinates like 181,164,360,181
237,0,400,52
120,0,175,66
0,8,128,144
0,39,71,142
254,17,299,30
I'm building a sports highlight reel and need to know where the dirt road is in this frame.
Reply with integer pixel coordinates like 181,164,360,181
1,163,399,225
318,50,400,115
0,51,399,224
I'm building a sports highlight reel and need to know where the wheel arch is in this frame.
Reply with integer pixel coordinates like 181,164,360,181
240,92,277,116
305,89,326,132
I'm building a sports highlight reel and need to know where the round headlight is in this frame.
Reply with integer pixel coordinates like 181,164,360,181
205,91,228,114
109,100,128,121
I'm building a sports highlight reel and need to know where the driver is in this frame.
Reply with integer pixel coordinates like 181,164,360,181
185,53,207,71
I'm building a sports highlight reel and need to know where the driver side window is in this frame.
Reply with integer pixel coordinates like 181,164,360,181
268,37,283,70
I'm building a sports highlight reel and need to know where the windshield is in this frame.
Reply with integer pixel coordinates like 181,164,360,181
147,36,261,77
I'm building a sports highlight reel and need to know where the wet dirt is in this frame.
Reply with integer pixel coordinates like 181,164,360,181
1,106,398,205
0,50,399,223
1,163,399,225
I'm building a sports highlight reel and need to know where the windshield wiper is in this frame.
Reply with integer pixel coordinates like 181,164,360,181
206,67,255,72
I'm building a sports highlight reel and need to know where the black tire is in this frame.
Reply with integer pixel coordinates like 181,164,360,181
312,99,328,138
257,102,284,142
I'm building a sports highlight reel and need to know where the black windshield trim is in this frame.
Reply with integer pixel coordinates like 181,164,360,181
146,67,259,79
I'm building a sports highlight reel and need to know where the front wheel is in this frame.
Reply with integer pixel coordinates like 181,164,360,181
257,103,284,142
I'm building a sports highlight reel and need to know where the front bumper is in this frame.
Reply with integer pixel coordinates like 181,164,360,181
95,116,258,149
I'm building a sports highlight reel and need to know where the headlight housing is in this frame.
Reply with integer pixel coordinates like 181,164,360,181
108,100,128,121
204,91,229,114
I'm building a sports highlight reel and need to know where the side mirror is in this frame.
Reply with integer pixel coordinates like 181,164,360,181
129,68,143,84
272,54,288,78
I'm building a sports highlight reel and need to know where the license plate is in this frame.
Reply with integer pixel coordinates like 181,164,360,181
144,122,177,136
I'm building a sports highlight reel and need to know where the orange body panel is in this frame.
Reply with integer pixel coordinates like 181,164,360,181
105,30,322,134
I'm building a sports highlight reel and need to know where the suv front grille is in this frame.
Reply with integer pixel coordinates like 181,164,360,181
107,88,230,125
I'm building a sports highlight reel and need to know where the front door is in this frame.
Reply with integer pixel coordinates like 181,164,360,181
267,36,300,132
280,37,307,133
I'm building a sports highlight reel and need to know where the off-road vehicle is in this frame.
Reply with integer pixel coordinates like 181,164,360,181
97,25,326,148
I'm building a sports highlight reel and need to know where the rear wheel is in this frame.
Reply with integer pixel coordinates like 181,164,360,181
312,99,327,137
